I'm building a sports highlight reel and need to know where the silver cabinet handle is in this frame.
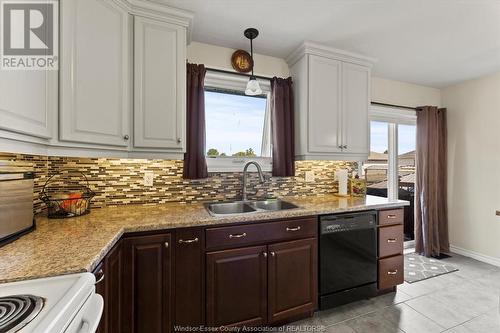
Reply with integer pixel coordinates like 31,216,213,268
387,270,398,275
338,145,343,149
178,237,199,244
262,251,268,258
123,134,129,140
95,269,104,285
387,214,397,219
164,241,169,248
270,251,276,257
343,145,348,149
177,138,182,143
387,238,397,243
286,226,301,232
229,232,247,239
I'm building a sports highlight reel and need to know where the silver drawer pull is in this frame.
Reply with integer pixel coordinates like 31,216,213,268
95,269,105,285
387,214,397,219
286,226,301,232
262,251,268,258
387,238,397,243
164,241,169,248
178,237,199,244
229,232,247,239
270,251,276,257
387,270,398,275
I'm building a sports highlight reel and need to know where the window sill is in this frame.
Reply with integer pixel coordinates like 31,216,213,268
206,157,272,173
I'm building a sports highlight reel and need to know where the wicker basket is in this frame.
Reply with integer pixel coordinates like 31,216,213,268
40,171,95,218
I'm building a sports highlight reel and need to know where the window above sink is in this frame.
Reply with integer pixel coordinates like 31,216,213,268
204,70,272,172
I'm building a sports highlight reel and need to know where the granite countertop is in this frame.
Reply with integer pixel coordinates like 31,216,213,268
0,195,408,284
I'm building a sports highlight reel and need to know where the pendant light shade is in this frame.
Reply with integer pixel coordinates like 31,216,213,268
244,28,262,96
245,76,262,96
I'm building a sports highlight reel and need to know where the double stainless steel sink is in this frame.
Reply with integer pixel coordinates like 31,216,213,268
205,199,299,216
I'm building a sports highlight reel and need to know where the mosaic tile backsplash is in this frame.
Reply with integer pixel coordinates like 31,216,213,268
0,152,357,214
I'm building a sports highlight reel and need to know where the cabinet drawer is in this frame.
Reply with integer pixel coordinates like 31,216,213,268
378,209,404,226
378,255,404,290
379,225,404,258
205,217,317,250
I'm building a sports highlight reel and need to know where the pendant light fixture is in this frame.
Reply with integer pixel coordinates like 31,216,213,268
244,28,262,96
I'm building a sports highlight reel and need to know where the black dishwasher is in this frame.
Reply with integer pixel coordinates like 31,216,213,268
319,211,378,310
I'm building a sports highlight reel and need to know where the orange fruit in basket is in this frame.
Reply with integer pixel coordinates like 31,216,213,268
60,192,83,211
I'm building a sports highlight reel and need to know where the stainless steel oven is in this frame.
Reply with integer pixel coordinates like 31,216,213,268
319,211,378,309
0,162,35,247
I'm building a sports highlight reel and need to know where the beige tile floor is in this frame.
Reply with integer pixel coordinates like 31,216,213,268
289,253,500,333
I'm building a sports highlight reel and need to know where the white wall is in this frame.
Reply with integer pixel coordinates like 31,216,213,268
442,72,500,263
187,42,290,77
372,77,441,107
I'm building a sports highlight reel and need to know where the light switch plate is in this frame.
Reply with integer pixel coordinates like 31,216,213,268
304,171,315,182
144,171,154,187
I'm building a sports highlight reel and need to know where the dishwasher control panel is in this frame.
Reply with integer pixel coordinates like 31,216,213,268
320,211,377,234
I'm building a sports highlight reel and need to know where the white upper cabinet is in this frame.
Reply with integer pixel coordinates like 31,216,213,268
59,0,131,147
287,42,375,161
133,16,186,151
0,0,193,157
307,55,342,154
0,70,57,140
342,62,370,156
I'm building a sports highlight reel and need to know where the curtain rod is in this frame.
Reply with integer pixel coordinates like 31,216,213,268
371,101,418,111
206,67,273,81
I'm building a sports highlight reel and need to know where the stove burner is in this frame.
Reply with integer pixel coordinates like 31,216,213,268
0,295,44,333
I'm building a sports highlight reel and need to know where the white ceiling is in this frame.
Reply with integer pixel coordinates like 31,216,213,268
161,0,500,88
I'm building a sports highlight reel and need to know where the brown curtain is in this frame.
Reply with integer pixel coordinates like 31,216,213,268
271,77,295,177
415,106,449,257
183,63,208,179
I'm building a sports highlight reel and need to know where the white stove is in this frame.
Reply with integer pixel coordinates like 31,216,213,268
0,273,103,333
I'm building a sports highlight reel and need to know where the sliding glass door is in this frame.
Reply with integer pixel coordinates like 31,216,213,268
362,106,417,242
364,121,389,198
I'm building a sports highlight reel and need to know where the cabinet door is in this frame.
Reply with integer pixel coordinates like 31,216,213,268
174,228,204,326
307,55,342,153
105,242,123,333
0,70,56,139
122,233,172,333
59,0,130,147
341,62,370,155
268,238,317,324
93,241,122,333
134,16,185,150
206,245,268,327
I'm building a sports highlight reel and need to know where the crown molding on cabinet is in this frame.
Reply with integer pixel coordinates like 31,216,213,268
114,0,194,43
286,41,377,68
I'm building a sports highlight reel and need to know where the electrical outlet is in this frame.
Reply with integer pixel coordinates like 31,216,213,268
143,171,154,187
304,171,315,182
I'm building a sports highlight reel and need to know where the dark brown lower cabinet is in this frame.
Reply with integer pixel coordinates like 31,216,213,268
174,228,205,326
105,242,123,333
206,245,268,327
206,238,318,328
378,210,405,291
268,238,317,324
122,233,172,333
93,242,122,333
